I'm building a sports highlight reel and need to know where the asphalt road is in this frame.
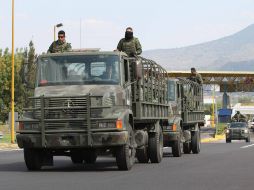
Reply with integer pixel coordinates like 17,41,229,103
1,140,254,190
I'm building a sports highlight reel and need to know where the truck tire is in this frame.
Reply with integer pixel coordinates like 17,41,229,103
116,127,135,170
183,142,191,154
24,148,42,171
172,139,182,157
70,150,83,164
148,126,163,163
83,150,97,164
136,146,149,163
226,138,231,143
191,129,201,154
246,136,250,143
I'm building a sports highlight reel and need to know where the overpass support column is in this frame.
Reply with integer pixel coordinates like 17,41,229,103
222,82,230,109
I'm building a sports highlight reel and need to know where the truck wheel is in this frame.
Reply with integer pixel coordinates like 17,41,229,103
183,142,191,154
191,129,201,154
24,148,42,171
83,150,97,164
148,127,163,163
226,138,231,143
246,136,250,143
70,150,83,164
136,146,149,163
172,139,182,157
116,127,135,170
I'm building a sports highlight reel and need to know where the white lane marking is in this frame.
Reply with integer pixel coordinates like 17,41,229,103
241,144,254,149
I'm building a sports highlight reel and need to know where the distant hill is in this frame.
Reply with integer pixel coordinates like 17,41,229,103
143,24,254,71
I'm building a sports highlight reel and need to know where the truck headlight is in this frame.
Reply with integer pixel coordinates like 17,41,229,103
244,129,248,133
226,129,230,133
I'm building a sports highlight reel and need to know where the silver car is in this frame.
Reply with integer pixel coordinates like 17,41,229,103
226,122,250,143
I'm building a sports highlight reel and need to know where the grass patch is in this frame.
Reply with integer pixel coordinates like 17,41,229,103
0,125,15,143
216,123,227,135
0,124,10,133
0,133,14,143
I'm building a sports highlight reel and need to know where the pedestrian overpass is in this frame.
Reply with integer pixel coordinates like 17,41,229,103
167,71,254,92
167,71,254,110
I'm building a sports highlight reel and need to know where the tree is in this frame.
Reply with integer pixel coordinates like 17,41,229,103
0,41,36,122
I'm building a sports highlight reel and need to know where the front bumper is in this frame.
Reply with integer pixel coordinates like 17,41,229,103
16,131,128,148
226,133,249,140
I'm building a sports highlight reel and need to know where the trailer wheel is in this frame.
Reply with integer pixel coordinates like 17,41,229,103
83,150,97,164
172,139,182,157
24,148,42,171
70,150,83,164
116,126,135,170
191,128,201,154
183,142,191,154
148,126,163,163
136,146,149,163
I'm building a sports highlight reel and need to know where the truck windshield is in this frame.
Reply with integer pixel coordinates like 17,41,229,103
36,54,120,87
230,122,247,128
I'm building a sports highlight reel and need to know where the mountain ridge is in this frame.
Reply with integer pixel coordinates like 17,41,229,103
143,24,254,71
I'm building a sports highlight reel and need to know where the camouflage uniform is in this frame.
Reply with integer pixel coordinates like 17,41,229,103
189,73,203,84
47,40,72,53
232,112,246,122
117,37,142,57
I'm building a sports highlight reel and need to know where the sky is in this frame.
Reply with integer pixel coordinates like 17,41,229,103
1,0,254,54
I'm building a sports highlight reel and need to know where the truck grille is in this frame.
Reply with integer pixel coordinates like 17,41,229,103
34,97,88,119
33,97,98,130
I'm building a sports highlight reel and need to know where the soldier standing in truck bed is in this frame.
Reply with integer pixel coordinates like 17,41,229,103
232,111,246,122
188,67,203,84
116,27,142,57
47,30,72,53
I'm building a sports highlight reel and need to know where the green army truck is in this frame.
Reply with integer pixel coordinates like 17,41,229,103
163,78,204,157
16,50,172,171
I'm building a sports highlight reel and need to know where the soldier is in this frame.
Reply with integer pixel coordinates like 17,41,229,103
47,30,72,53
232,111,246,122
188,67,203,84
116,27,142,57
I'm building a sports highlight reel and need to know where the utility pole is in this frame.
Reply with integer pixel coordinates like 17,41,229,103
212,84,216,129
11,0,15,143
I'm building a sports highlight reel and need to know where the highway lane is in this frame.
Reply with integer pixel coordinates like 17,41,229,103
0,141,254,190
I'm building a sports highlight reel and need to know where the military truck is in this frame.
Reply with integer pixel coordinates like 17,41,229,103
163,78,204,157
16,50,171,171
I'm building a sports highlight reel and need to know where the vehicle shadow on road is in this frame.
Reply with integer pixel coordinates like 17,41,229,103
0,158,140,172
43,160,119,172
